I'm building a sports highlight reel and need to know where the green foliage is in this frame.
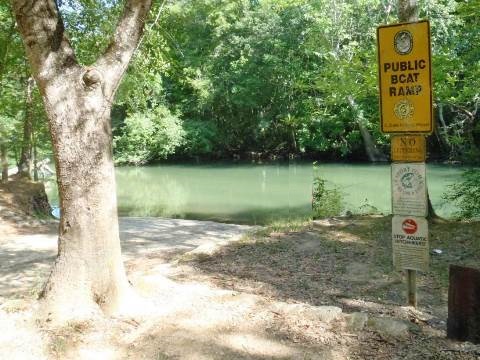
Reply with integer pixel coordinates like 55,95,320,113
113,106,185,165
0,3,22,148
312,176,343,218
443,169,480,219
59,0,122,65
0,2,52,166
3,0,480,164
356,198,380,215
429,0,480,162
50,0,480,163
181,120,219,157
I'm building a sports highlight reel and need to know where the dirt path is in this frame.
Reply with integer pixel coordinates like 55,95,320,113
0,216,479,360
0,217,253,299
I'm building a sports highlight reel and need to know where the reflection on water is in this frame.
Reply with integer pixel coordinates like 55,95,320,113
116,167,189,218
46,162,465,225
115,163,314,224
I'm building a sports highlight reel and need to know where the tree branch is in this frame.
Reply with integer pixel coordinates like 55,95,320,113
0,14,15,81
135,0,167,52
96,0,153,99
450,104,474,119
12,0,78,87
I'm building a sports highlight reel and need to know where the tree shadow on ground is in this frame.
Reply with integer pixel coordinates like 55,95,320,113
126,327,338,360
0,217,253,300
183,216,480,322
0,247,55,298
2,215,479,359
46,312,341,360
173,216,480,358
184,217,399,309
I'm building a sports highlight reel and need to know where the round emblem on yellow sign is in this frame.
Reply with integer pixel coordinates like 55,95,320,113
394,99,414,120
394,30,413,55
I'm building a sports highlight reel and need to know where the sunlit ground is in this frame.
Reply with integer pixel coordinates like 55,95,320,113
1,216,479,359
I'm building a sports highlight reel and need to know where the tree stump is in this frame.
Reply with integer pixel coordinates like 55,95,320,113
447,265,480,344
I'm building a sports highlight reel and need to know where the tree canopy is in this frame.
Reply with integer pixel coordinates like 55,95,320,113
1,0,479,165
111,0,479,163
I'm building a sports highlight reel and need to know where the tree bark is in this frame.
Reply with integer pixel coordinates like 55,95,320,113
426,190,443,221
398,0,419,22
18,77,35,179
33,134,38,181
437,102,452,153
348,96,387,162
1,143,8,183
13,0,152,322
358,122,388,162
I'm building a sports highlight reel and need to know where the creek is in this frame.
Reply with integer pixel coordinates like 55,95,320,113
45,162,465,225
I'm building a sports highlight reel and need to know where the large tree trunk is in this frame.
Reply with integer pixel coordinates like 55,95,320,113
18,77,35,179
397,0,441,221
13,0,152,322
1,142,8,183
39,78,130,319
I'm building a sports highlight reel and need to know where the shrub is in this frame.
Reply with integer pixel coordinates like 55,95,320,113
312,176,344,218
181,120,218,157
443,169,480,220
114,106,185,165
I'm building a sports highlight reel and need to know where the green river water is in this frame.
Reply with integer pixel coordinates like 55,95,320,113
46,162,465,225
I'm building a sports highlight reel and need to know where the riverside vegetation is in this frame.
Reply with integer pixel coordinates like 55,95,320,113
1,0,479,166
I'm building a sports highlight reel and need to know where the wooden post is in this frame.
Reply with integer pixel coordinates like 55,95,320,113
398,0,419,308
447,265,480,344
407,269,417,307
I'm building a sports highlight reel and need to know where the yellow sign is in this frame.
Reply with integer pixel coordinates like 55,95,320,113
391,135,426,162
377,21,432,134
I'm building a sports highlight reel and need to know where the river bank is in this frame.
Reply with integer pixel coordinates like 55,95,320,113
0,179,56,237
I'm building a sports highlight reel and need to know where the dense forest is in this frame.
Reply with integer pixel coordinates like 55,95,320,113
1,0,479,166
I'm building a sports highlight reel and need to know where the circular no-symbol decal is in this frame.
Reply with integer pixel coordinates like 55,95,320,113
402,218,418,234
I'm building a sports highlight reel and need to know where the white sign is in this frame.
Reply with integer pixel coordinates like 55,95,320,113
392,215,429,272
391,163,427,216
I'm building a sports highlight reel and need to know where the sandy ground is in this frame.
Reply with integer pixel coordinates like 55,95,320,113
0,217,253,300
0,216,479,360
2,218,331,360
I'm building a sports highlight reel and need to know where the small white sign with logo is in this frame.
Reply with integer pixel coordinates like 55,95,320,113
391,163,427,216
392,215,429,272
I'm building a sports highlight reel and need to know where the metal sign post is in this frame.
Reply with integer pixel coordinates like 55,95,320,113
377,19,432,308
